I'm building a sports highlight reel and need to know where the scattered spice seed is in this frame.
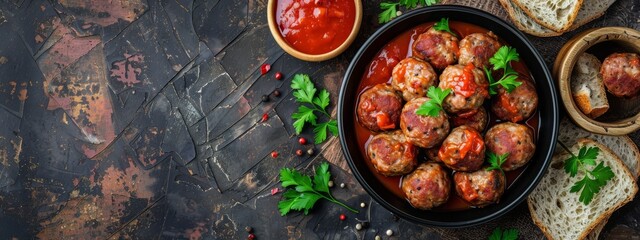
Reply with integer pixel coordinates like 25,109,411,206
328,180,334,188
298,137,307,145
375,235,381,240
261,95,269,102
295,149,304,156
307,148,315,155
260,63,271,75
261,113,269,122
271,188,280,195
248,233,256,240
360,202,366,208
271,151,278,158
275,71,283,80
386,229,393,236
340,183,345,188
245,226,253,233
355,223,362,231
339,214,346,221
273,89,281,97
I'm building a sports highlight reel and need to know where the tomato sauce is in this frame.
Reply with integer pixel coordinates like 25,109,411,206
275,0,356,55
354,21,540,211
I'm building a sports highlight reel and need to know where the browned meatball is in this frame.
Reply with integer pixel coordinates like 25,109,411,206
392,57,438,101
402,163,451,210
491,79,538,123
485,123,535,171
458,32,502,68
357,84,403,132
400,97,450,148
412,27,459,70
438,126,485,172
439,64,489,114
453,168,506,207
451,107,488,132
601,53,640,97
367,131,418,176
425,145,442,162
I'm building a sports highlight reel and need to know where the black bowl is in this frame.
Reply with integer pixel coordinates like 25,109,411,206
337,6,559,227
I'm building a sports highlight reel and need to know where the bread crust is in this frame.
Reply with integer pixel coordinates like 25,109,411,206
512,0,584,32
498,0,563,37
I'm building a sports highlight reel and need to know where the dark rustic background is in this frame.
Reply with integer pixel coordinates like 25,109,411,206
0,0,638,239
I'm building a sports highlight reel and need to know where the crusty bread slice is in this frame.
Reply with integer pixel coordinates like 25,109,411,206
528,138,638,240
499,0,562,37
571,53,610,118
512,0,584,32
557,118,640,178
568,0,617,31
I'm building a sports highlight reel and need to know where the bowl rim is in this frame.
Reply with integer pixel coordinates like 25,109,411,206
266,0,363,62
338,5,559,227
554,27,640,135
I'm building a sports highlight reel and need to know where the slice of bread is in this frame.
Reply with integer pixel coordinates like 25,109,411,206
568,0,617,31
512,0,583,32
571,53,610,118
528,138,638,240
499,0,562,37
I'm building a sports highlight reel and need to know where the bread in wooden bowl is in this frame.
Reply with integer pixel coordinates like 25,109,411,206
528,137,638,240
571,53,609,119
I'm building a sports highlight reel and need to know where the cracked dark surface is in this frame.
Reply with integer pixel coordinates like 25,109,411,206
0,0,639,239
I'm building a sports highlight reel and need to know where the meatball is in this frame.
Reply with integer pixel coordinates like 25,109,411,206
453,168,506,206
357,84,403,132
485,123,535,171
402,163,451,210
601,53,640,97
392,57,438,101
438,126,485,172
491,79,538,123
439,64,489,114
412,27,459,70
425,145,442,162
451,107,488,132
367,131,418,176
458,32,502,68
400,97,450,148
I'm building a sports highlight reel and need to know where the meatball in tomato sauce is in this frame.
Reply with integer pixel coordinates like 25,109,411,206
451,107,488,132
400,97,450,148
438,126,485,172
367,131,418,176
392,57,438,101
491,79,538,123
412,27,459,70
601,53,640,97
454,168,506,207
357,84,403,132
485,123,535,171
439,64,489,114
458,32,502,68
402,163,451,210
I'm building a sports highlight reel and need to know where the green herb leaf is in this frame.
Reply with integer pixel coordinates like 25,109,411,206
313,89,330,111
416,86,450,117
488,227,519,240
278,162,359,216
561,145,614,205
486,152,509,172
433,18,457,37
291,74,316,104
290,74,336,144
486,46,522,95
378,2,398,23
490,46,520,71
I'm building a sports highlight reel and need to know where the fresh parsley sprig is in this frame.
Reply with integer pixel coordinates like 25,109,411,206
378,0,438,24
488,227,518,240
278,162,359,216
433,18,457,37
291,74,337,144
484,46,523,95
558,141,615,205
416,86,451,117
486,152,509,173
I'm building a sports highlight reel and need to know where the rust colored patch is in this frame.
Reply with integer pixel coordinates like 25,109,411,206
58,0,147,27
184,222,207,240
110,53,144,87
35,34,44,43
100,157,157,199
18,88,27,101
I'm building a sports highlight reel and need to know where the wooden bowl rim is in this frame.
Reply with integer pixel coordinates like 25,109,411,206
555,27,640,135
266,0,363,62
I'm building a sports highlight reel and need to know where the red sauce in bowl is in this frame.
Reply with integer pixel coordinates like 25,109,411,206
275,0,356,55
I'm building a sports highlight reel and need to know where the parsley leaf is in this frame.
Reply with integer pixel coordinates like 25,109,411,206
278,162,359,216
433,18,457,37
486,152,509,172
416,86,451,117
559,142,615,205
488,227,518,240
290,74,336,144
379,0,439,24
485,46,522,95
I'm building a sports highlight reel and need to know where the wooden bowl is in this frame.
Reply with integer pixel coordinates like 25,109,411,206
554,27,640,135
267,0,362,62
